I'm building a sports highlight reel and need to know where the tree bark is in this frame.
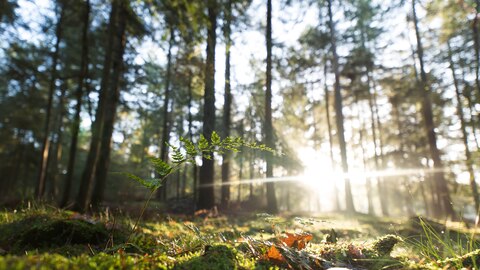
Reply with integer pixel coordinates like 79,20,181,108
265,0,278,214
448,40,479,213
156,27,175,201
74,0,118,212
61,0,90,207
472,0,480,99
412,0,455,219
90,0,128,209
327,0,355,213
198,0,217,210
221,0,233,208
36,3,65,199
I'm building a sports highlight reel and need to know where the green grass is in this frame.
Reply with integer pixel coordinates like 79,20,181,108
0,205,479,269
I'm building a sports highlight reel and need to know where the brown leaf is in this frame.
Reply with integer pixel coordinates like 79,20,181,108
280,232,313,250
266,245,285,263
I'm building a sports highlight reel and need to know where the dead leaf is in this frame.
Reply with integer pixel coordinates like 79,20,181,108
266,245,285,263
280,232,313,250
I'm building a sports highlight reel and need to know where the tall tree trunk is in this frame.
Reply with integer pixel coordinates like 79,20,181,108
327,0,355,213
74,0,118,212
198,0,217,210
221,0,233,208
448,41,479,213
90,0,128,209
354,96,374,215
265,0,278,214
412,0,455,219
157,27,175,200
48,81,67,199
187,73,198,207
36,3,65,199
472,0,480,99
323,64,340,211
61,0,90,207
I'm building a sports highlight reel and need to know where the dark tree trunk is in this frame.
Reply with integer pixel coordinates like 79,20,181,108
74,0,118,212
198,0,217,210
36,3,65,199
448,41,479,213
157,27,175,200
265,0,278,214
472,0,480,99
48,81,67,199
221,0,232,208
412,0,455,219
327,0,355,213
61,0,90,207
90,0,128,209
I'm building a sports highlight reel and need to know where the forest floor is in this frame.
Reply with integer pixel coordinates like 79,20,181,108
0,204,479,269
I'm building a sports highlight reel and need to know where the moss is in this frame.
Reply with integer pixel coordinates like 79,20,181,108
174,244,251,270
372,235,402,256
0,215,129,255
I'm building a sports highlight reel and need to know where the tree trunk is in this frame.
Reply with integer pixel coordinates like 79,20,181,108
74,0,118,212
36,3,65,199
90,0,128,209
354,96,374,215
412,0,455,219
198,0,217,210
265,0,278,214
448,41,479,213
221,0,232,208
157,27,175,200
187,73,198,207
323,64,340,211
472,0,480,99
327,0,355,213
61,0,90,208
47,80,67,199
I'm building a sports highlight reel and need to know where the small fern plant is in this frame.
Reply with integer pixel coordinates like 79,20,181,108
123,131,273,243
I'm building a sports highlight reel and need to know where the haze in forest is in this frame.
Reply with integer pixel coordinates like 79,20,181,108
0,0,479,221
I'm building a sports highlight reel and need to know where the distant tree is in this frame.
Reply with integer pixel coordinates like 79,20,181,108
326,0,355,213
61,0,90,207
36,1,66,199
265,0,278,214
411,0,455,218
198,0,218,210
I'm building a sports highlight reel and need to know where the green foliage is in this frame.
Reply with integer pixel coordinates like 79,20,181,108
123,131,273,192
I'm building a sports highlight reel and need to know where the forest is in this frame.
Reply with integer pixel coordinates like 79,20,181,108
1,0,480,269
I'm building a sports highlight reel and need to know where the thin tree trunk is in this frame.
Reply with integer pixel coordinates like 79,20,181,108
90,0,127,209
198,0,217,210
448,41,479,213
74,0,118,212
327,0,355,213
48,81,67,199
472,0,480,99
412,0,455,219
36,3,65,199
221,0,232,207
61,0,90,208
187,73,198,207
354,96,374,215
323,64,340,211
157,27,175,200
265,0,278,214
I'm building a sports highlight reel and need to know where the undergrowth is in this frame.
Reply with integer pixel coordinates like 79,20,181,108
0,205,480,269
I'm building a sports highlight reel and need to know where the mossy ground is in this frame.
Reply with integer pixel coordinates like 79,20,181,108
0,205,479,269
